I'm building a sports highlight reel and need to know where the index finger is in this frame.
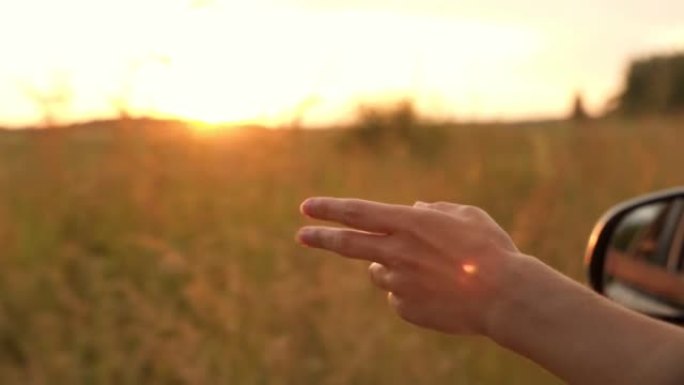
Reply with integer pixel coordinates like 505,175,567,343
300,197,414,234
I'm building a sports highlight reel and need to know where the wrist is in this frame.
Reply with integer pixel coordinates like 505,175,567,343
481,252,541,340
474,250,684,385
481,252,588,344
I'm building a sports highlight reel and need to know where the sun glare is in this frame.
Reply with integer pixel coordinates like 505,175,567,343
185,120,227,137
133,5,546,126
8,0,678,126
462,263,478,275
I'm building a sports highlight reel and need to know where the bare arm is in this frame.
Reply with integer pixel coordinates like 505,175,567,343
490,254,684,385
296,197,684,385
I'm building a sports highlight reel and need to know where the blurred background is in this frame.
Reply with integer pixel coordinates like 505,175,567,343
0,0,683,384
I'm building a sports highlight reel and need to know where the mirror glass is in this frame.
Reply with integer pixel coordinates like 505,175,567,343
603,198,684,318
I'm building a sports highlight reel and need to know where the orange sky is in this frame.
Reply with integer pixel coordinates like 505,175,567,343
0,0,683,127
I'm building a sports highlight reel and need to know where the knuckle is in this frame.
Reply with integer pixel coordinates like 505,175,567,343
371,266,393,290
368,261,383,275
423,201,462,216
433,201,456,211
407,210,434,232
458,205,476,215
379,274,394,291
371,265,406,292
408,209,448,237
368,262,383,277
413,208,433,223
459,205,485,218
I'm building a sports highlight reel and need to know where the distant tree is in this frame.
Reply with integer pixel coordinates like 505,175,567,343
611,52,684,115
571,92,589,121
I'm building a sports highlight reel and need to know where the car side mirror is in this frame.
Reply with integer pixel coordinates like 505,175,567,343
585,187,684,323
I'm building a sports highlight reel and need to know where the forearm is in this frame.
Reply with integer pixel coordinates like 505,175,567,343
488,254,684,385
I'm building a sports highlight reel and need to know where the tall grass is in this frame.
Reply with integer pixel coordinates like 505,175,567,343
0,117,683,384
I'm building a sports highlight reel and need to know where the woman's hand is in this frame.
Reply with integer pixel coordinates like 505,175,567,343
296,197,524,335
297,197,684,384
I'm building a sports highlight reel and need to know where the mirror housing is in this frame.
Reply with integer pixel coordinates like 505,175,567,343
585,187,684,323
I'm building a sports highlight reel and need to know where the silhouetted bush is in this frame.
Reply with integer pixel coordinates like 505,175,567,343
346,100,447,161
611,52,684,115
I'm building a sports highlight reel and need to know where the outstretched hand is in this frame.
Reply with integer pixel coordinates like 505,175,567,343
297,197,684,385
296,197,523,335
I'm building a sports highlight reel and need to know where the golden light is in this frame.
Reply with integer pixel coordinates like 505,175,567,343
186,120,223,136
0,0,552,127
145,5,547,125
8,0,676,127
462,263,478,275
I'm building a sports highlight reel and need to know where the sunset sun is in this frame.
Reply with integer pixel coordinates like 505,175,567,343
0,0,682,127
129,3,547,126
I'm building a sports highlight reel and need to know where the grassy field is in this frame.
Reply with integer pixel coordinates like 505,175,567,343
0,117,683,384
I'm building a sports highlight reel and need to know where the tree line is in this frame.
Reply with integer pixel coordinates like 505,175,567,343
611,52,684,115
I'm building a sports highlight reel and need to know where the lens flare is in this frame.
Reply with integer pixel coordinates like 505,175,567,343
462,263,478,275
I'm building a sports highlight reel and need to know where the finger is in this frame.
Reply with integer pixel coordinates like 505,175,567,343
297,226,397,263
368,262,397,292
300,197,415,234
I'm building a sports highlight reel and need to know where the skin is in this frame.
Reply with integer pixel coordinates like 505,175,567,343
606,248,684,305
296,197,684,385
